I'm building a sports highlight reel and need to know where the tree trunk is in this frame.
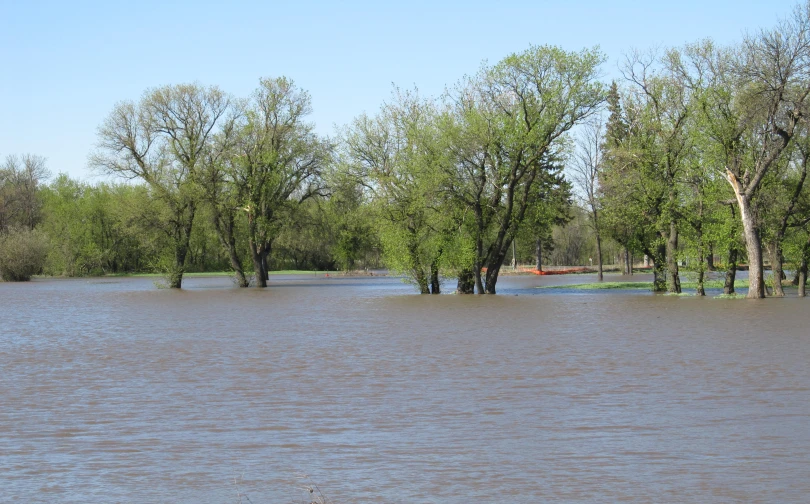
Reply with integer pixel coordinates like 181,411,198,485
246,215,269,288
694,217,705,296
214,212,248,287
707,243,715,271
799,237,810,297
770,242,785,297
409,240,429,294
231,257,249,288
168,210,195,289
623,248,629,275
484,258,502,294
261,246,270,281
430,260,440,294
595,232,603,282
724,247,738,295
652,244,666,292
415,269,429,294
251,243,269,288
457,267,475,294
666,222,681,293
474,236,484,294
738,197,765,298
535,237,543,272
696,248,705,297
249,242,267,288
511,239,517,269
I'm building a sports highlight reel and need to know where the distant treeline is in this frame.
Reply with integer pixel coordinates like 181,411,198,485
3,2,810,298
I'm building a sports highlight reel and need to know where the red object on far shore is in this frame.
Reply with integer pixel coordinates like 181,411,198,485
530,268,590,275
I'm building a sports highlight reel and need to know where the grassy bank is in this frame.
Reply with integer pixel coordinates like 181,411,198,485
538,279,751,291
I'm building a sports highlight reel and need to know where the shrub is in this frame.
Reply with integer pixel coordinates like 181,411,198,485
0,227,49,281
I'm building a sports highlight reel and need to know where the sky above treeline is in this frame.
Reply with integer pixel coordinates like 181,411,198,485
0,0,792,180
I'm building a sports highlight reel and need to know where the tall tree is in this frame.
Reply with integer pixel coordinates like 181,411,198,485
721,5,810,298
445,45,605,293
342,88,448,293
571,121,605,280
621,48,693,293
0,154,50,231
228,77,329,287
91,84,231,288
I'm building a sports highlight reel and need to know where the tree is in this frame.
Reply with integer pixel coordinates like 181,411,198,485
39,175,161,276
0,227,49,281
721,5,810,298
600,81,637,277
445,45,605,293
520,152,572,272
227,77,329,288
620,48,693,293
0,154,50,231
600,87,670,291
759,136,809,296
571,120,605,280
91,84,231,288
342,88,447,293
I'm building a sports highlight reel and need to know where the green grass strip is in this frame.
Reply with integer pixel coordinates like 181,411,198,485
538,279,750,290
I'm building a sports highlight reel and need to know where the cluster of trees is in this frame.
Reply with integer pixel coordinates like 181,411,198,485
0,155,50,280
4,3,810,298
584,2,810,298
0,156,379,283
2,45,602,294
340,46,603,294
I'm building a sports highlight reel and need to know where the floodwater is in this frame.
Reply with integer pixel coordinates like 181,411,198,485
1,273,809,503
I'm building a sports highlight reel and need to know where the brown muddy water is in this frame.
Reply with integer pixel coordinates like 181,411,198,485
1,273,809,503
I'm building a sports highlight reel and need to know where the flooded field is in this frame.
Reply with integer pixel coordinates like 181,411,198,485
1,273,809,503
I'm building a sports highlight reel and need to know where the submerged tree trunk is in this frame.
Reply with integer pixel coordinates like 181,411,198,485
665,222,681,294
414,269,430,294
261,242,272,281
799,236,810,297
409,240,430,294
727,173,765,298
247,217,269,288
696,236,705,297
739,199,765,298
695,250,706,296
168,251,186,289
168,207,195,289
213,211,249,287
249,241,267,288
429,259,440,295
770,242,785,297
724,247,738,295
474,236,484,295
651,244,666,292
457,267,475,294
652,260,666,292
484,261,502,294
694,213,706,296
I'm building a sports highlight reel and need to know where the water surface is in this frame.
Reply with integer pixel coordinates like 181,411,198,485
1,274,808,503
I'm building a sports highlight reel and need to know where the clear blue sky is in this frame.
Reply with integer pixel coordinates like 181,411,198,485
0,0,789,180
